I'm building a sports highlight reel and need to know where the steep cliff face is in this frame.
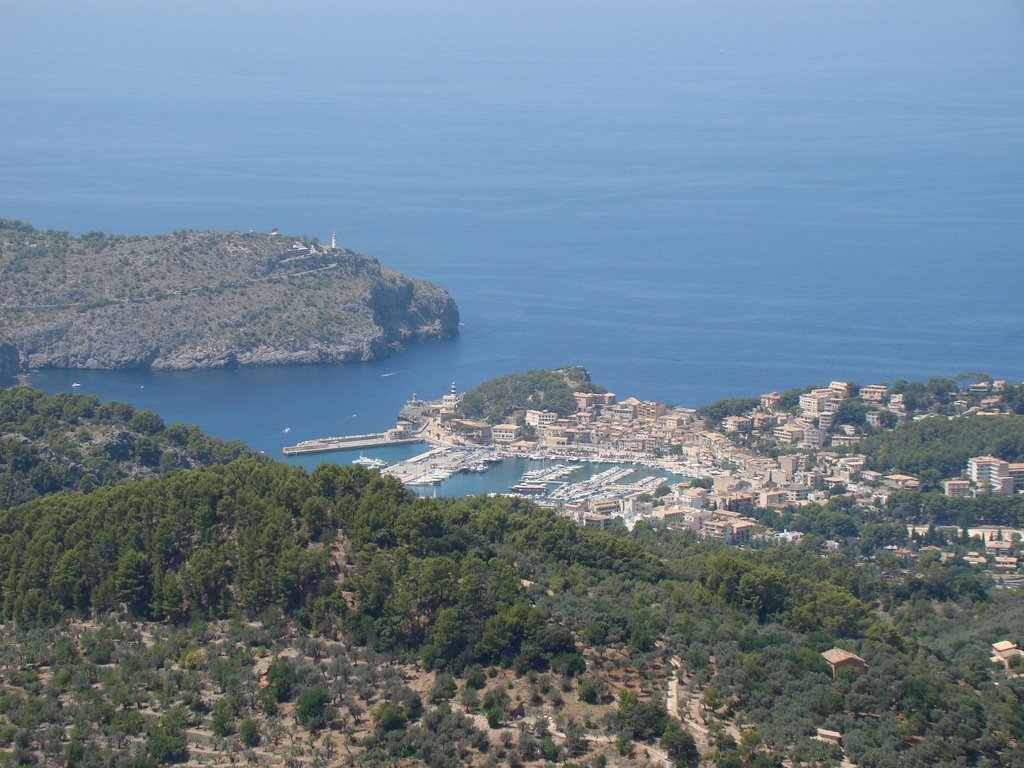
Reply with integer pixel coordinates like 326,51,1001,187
0,339,19,384
368,275,461,347
0,221,459,370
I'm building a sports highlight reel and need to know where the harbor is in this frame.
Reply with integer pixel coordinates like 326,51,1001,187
277,381,691,519
282,437,686,507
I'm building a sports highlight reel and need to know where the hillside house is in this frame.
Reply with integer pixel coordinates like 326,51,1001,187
821,648,868,679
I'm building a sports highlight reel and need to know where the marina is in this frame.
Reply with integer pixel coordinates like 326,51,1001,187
501,463,674,510
383,446,503,486
545,466,666,504
281,434,689,507
516,463,582,484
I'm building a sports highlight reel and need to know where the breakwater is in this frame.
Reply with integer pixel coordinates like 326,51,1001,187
282,432,425,456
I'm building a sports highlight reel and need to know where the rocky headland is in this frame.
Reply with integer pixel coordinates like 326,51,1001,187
0,220,458,370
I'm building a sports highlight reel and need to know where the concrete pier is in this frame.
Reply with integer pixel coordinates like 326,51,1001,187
384,446,501,485
282,432,426,456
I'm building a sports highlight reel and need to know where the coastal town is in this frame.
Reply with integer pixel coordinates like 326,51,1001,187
284,371,1024,582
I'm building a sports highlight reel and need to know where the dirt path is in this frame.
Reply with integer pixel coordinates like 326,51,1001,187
680,681,713,756
666,655,682,721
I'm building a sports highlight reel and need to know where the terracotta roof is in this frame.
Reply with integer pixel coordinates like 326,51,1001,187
821,648,865,665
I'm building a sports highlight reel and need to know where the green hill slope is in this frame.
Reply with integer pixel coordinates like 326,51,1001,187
0,386,254,508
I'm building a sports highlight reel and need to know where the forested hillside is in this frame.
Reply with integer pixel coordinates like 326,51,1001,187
0,387,253,508
0,446,1021,766
857,413,1024,479
457,367,605,424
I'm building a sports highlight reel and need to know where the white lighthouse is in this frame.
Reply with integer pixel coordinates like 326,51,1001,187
331,230,337,250
441,381,460,412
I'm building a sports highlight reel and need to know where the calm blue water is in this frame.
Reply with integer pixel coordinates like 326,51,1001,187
5,1,1024,481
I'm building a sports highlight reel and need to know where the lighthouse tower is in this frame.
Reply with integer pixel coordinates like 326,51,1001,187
441,381,460,412
331,230,337,250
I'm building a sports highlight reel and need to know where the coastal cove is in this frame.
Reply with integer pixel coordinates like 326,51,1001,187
28,364,688,498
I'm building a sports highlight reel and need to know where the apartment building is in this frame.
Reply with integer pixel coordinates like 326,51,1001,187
524,409,559,427
943,479,973,498
774,423,804,444
491,424,521,443
968,455,1015,494
860,384,889,403
723,415,753,432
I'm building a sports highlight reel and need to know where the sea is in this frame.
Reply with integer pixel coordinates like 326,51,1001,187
3,0,1023,494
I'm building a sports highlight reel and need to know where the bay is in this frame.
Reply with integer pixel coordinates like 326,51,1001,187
6,0,1024,488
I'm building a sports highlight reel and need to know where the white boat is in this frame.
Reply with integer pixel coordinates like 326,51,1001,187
353,455,388,469
71,382,81,388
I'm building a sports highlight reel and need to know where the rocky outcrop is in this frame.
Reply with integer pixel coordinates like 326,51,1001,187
0,221,459,371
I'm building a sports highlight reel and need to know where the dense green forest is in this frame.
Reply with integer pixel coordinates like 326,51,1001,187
884,489,1024,528
456,367,605,424
856,413,1024,480
1,389,1023,767
0,386,253,508
0,460,337,627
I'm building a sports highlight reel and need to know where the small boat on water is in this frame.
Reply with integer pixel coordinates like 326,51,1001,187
353,455,388,469
71,382,81,388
